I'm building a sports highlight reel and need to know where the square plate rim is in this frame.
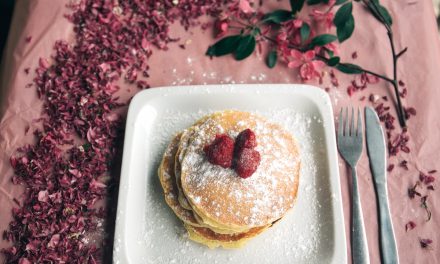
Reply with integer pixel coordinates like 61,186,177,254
113,83,347,264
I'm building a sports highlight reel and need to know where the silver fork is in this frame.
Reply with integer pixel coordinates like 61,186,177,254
337,108,370,264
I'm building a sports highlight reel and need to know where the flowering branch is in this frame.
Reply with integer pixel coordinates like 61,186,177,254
363,0,407,127
205,0,408,128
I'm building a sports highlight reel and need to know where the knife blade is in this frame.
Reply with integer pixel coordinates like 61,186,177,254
365,106,399,264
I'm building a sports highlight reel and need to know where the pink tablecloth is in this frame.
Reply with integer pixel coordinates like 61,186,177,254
1,0,439,263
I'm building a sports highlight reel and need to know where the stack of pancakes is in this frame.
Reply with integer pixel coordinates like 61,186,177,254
158,110,301,248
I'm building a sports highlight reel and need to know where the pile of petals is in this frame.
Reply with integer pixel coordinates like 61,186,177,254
2,0,226,262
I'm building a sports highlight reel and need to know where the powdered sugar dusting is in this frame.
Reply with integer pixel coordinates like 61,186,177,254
179,112,299,227
129,106,333,263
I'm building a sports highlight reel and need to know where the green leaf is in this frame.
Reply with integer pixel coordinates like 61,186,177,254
263,9,294,24
266,50,278,68
377,5,392,26
206,35,241,57
300,23,311,43
336,63,363,74
234,35,256,61
336,15,355,42
333,2,352,27
326,56,340,66
290,0,305,14
252,27,261,36
368,1,393,26
307,0,323,5
333,3,355,43
310,34,337,47
335,0,348,5
326,49,334,58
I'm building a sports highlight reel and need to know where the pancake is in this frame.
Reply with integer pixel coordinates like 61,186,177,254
159,133,272,244
158,133,201,226
158,110,301,248
185,224,269,249
159,132,252,233
174,116,211,211
179,111,301,231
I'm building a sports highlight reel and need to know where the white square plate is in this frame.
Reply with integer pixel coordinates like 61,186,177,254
113,84,346,264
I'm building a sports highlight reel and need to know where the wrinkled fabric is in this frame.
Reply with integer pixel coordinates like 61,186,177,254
0,0,439,263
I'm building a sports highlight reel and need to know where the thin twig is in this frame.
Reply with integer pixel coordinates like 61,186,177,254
396,47,408,58
387,31,406,127
361,0,406,127
315,54,395,84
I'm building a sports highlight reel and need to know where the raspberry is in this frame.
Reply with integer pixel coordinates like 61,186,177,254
203,134,235,168
235,129,257,150
234,148,261,178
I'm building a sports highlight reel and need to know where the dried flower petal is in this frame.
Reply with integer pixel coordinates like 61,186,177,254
3,0,227,262
408,182,421,199
420,238,433,249
387,164,394,172
405,221,416,232
399,160,408,170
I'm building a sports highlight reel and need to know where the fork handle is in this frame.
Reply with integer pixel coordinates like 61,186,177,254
351,167,370,264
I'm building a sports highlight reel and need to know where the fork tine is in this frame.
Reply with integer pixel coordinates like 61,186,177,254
345,107,349,136
357,107,362,137
338,108,343,137
350,107,355,136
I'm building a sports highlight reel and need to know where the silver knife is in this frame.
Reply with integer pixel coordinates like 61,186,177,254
365,107,399,264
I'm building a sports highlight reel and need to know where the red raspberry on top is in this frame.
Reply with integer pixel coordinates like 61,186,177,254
234,148,261,178
235,128,257,150
203,134,235,168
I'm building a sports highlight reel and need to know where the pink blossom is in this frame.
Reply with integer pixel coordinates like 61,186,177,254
239,0,254,14
293,19,303,28
311,9,334,30
288,50,325,81
277,32,287,42
324,42,339,55
215,19,229,38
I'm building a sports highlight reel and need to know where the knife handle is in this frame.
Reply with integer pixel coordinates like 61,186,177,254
376,184,399,264
351,168,370,264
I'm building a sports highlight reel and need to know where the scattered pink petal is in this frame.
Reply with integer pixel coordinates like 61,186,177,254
405,221,416,232
420,238,433,249
37,190,49,203
47,234,60,249
387,164,394,172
